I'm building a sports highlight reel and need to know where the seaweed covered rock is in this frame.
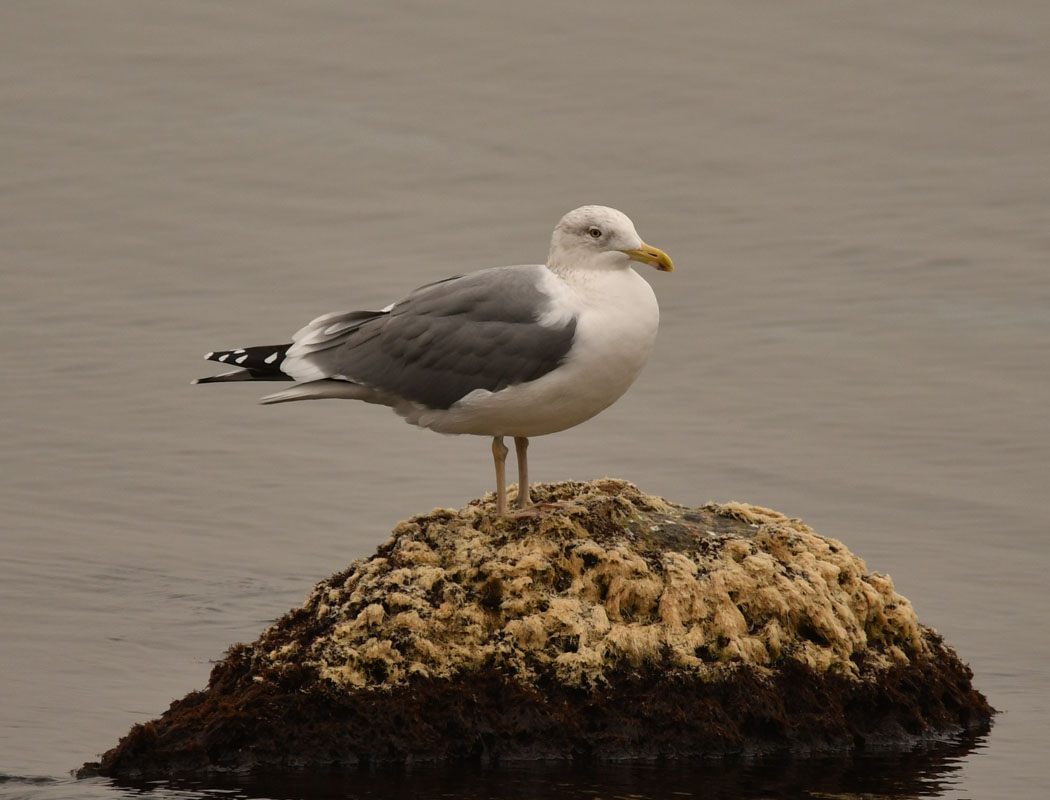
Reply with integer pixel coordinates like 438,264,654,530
82,480,991,777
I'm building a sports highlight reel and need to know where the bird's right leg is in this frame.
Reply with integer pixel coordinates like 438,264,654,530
514,436,531,509
492,435,509,516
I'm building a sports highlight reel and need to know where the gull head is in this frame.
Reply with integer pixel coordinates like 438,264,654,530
547,205,673,274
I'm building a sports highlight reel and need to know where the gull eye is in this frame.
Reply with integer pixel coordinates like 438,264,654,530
587,227,602,239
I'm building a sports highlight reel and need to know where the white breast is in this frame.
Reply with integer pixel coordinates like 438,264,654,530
412,266,659,437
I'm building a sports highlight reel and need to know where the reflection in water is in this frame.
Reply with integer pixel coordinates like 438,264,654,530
69,733,987,800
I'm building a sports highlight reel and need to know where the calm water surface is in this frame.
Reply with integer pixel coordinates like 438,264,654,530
2,2,1048,798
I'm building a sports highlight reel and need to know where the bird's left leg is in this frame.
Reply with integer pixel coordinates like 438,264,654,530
492,435,509,516
514,436,530,509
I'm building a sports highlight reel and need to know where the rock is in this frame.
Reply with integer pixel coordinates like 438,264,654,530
80,480,992,778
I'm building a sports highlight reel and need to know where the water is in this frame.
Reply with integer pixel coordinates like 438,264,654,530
2,1,1047,797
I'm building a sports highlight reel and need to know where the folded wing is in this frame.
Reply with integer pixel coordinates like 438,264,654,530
279,266,577,410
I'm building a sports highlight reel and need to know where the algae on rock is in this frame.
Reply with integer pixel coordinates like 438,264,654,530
286,480,926,690
82,480,991,777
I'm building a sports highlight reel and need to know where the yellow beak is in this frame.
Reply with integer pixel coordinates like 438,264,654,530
622,242,674,272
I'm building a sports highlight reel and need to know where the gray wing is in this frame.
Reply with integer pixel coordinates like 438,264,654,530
280,266,577,410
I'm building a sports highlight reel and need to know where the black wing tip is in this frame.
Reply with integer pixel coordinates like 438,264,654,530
202,345,290,368
193,370,249,385
204,348,247,364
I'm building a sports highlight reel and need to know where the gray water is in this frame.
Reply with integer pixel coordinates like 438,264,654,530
2,2,1048,797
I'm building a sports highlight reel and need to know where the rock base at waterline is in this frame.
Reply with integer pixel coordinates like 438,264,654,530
80,480,992,777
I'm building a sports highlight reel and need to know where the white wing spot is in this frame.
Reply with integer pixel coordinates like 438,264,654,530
218,354,229,362
264,352,278,364
235,355,248,364
204,351,214,359
233,349,246,354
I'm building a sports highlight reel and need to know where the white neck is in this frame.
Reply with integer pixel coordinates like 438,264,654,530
547,247,630,279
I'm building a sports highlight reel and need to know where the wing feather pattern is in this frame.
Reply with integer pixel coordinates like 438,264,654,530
280,266,576,409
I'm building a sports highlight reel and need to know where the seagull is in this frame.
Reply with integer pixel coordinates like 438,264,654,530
195,206,673,515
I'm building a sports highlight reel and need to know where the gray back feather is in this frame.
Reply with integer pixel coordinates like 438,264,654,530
283,266,576,410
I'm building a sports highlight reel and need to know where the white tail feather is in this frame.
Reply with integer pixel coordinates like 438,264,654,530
259,379,372,405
